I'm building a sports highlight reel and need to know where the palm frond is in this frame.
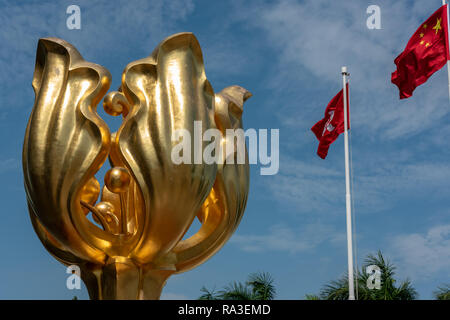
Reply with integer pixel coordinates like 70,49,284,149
305,294,320,300
318,251,417,300
320,276,350,300
247,272,276,300
433,284,450,300
198,286,220,300
218,281,254,300
393,279,418,300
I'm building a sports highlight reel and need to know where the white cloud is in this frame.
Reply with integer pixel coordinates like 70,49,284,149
389,224,450,278
0,158,19,174
231,223,345,253
233,0,450,140
263,157,344,214
0,0,195,108
263,154,450,216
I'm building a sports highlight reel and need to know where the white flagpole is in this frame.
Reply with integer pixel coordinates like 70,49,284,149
341,66,355,300
443,0,450,101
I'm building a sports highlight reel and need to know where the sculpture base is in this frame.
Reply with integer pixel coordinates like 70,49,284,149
81,257,174,300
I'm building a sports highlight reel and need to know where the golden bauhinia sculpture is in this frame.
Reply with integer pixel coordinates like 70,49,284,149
22,32,251,299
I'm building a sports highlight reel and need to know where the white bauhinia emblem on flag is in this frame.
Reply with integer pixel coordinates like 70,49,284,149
323,110,335,136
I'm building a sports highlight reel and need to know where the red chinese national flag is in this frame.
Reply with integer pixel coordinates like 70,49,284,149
392,4,450,99
311,84,350,159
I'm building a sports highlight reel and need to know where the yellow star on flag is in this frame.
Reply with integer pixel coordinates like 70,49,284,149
423,23,428,29
425,42,431,47
433,18,442,34
420,40,425,45
419,33,424,38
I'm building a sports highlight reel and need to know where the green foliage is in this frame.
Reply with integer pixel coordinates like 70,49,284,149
219,282,254,300
306,250,418,300
433,284,450,300
247,272,276,300
198,286,220,300
198,272,276,300
198,252,446,301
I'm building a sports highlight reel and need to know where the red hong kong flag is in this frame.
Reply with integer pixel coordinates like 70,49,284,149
391,4,450,99
311,84,349,159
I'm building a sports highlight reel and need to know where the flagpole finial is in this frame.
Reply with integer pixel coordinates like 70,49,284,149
341,66,349,75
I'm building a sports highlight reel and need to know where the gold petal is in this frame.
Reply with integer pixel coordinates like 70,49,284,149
172,86,251,272
118,33,218,264
23,38,112,264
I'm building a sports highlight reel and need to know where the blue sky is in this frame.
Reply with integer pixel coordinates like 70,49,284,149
0,0,449,299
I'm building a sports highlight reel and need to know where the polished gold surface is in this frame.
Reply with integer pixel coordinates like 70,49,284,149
23,33,251,299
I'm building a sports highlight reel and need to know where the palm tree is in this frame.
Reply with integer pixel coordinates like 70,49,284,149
198,286,220,300
307,251,417,300
433,284,450,300
198,272,276,300
304,294,320,300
